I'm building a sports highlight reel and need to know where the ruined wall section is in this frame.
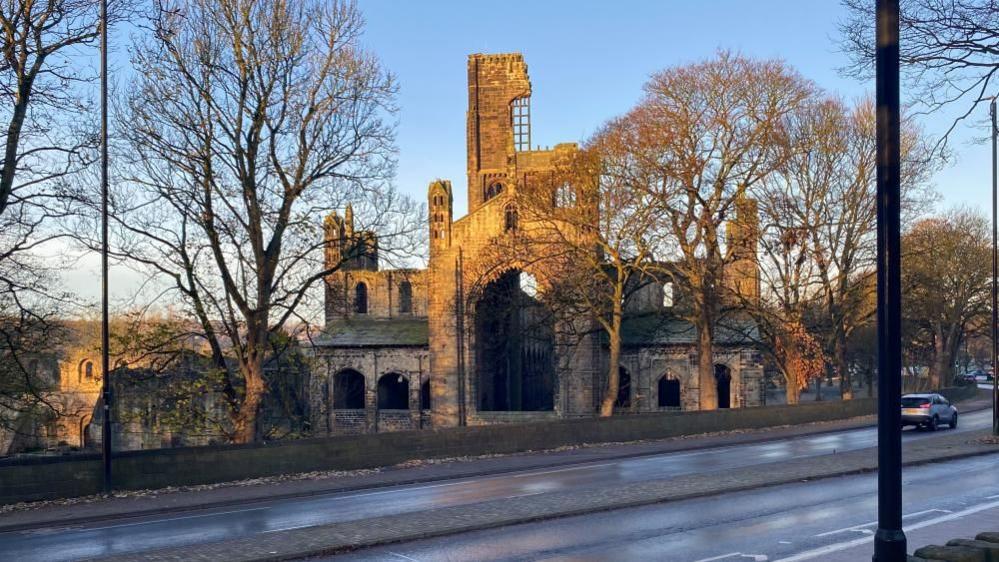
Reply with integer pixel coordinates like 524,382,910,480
466,53,531,212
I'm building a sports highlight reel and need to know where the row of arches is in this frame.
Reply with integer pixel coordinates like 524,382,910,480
353,280,414,315
614,364,732,410
329,369,430,411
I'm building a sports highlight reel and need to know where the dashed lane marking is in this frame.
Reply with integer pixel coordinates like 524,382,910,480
775,499,999,562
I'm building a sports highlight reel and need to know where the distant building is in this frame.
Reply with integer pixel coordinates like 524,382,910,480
309,53,764,435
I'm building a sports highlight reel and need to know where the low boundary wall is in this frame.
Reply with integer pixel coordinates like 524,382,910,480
0,386,980,505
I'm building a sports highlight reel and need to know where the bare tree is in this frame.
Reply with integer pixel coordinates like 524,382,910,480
903,209,991,389
0,0,131,441
609,52,815,410
776,98,935,399
840,0,999,145
111,0,417,443
505,145,664,417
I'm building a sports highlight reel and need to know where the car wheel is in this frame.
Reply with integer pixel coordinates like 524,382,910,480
949,412,958,429
928,415,939,432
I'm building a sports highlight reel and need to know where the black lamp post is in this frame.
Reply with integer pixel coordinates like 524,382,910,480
992,98,998,437
100,0,113,493
873,0,906,560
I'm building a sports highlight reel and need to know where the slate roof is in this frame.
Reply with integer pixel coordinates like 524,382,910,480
315,318,429,348
619,314,759,347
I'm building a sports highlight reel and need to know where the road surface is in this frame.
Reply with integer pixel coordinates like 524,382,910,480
0,409,991,561
330,452,999,562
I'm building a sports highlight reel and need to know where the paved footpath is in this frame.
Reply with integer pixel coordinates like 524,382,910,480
92,424,999,562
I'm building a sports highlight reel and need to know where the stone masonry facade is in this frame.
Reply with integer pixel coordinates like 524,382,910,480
309,53,764,435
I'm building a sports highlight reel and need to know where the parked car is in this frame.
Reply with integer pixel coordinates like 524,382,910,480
955,373,978,384
975,373,994,383
901,393,958,431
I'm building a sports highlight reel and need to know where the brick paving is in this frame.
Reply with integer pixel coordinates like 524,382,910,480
94,427,999,562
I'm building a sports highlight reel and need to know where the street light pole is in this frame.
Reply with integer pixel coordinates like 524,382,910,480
992,98,998,437
873,0,906,560
100,0,112,494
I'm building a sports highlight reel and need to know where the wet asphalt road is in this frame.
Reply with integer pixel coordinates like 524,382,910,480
330,451,999,562
0,409,991,561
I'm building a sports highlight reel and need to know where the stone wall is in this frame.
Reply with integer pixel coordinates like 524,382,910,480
0,393,909,505
311,346,429,434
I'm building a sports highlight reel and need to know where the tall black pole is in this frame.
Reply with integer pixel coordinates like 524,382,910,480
992,98,998,437
100,0,112,494
873,0,906,560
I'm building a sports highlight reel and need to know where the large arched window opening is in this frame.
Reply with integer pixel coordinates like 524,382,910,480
399,280,413,314
332,369,365,409
658,374,681,408
378,373,409,410
615,366,631,408
715,364,732,409
354,282,368,314
79,360,94,384
485,181,504,201
475,270,555,412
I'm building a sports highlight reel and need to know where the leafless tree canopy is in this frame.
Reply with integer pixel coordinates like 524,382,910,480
0,0,133,437
840,0,999,144
110,0,418,442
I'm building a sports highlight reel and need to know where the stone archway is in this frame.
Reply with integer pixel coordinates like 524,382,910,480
377,373,409,410
715,364,732,409
474,270,555,411
658,374,681,409
332,369,365,409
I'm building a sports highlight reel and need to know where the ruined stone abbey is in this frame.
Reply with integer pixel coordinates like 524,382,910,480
310,53,764,434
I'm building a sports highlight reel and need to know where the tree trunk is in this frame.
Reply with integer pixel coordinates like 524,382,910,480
784,372,800,405
697,320,717,410
835,333,852,400
232,355,266,444
599,329,621,418
814,376,822,401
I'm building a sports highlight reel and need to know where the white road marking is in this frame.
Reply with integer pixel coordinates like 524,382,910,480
388,552,421,562
694,553,768,561
263,523,315,533
813,508,950,537
775,499,999,561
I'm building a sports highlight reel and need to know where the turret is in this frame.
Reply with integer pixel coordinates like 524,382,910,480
725,193,760,303
324,205,378,272
429,180,453,255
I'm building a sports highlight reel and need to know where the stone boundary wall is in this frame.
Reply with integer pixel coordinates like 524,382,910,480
0,386,979,505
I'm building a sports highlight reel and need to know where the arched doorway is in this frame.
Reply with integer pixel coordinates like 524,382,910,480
615,366,631,408
474,270,555,411
377,373,409,410
658,374,681,409
714,364,732,409
333,369,365,409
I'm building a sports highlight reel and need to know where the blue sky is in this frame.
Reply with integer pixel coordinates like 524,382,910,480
358,0,991,218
